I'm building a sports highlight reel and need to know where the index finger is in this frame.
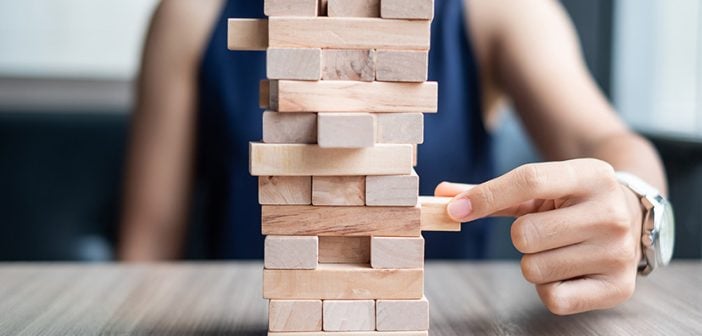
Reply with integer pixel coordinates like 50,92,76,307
446,159,613,222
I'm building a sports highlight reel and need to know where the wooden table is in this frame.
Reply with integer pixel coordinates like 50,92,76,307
0,262,700,335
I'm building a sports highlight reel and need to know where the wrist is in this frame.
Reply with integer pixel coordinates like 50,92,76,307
620,184,644,263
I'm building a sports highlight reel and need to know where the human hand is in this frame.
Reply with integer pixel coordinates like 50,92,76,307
435,159,644,315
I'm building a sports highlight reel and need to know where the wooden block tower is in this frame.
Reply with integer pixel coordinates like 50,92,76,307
228,1,460,334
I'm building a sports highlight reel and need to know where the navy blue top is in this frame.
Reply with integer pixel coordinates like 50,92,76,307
195,0,494,259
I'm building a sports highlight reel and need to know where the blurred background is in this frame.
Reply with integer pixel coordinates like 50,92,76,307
0,0,700,261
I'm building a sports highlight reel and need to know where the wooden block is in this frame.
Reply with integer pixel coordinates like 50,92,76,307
366,171,419,206
380,0,434,19
371,236,424,269
375,50,428,83
312,176,365,206
317,113,376,148
265,0,319,17
262,205,421,237
328,0,379,17
419,196,461,231
267,48,322,80
412,144,418,167
227,19,268,51
265,236,318,269
376,297,429,331
269,17,430,50
318,237,370,263
268,332,428,336
259,176,312,205
269,80,438,113
323,300,375,331
376,113,424,144
321,49,375,82
263,263,423,299
260,80,270,109
250,143,413,176
269,300,323,332
263,111,317,144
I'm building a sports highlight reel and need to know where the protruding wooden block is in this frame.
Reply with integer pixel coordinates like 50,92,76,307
269,300,323,332
267,48,322,80
265,236,318,269
263,111,317,144
262,205,421,237
269,17,430,50
380,0,434,19
265,0,319,17
366,171,418,206
375,50,428,83
371,236,424,269
259,176,312,205
269,80,438,113
318,113,376,148
323,300,375,331
263,263,424,299
328,0,379,17
260,80,270,109
321,49,375,82
376,297,429,331
312,176,365,206
250,143,413,176
318,236,370,263
267,332,428,336
227,19,268,51
376,113,424,144
419,196,461,231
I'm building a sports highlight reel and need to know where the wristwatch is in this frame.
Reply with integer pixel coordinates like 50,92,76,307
616,172,675,275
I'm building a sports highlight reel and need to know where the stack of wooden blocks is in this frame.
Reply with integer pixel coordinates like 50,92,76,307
228,1,460,335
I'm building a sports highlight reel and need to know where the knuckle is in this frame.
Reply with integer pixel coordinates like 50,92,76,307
511,217,536,253
606,239,637,269
517,164,547,193
540,287,573,315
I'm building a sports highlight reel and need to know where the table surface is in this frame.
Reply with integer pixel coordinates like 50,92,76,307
0,261,700,336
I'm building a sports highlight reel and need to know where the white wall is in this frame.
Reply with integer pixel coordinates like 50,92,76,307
0,0,158,80
613,0,702,137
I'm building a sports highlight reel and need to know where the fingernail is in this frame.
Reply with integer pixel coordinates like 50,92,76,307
447,198,472,220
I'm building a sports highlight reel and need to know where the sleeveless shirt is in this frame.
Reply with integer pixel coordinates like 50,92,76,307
195,0,494,259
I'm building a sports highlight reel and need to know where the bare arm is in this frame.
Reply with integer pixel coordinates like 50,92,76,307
119,0,222,261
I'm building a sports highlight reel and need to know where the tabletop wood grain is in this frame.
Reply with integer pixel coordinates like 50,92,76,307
0,261,700,335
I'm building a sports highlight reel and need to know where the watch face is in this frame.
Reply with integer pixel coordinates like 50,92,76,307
657,199,675,265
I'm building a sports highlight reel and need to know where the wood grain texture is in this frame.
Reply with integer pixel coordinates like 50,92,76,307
375,113,424,144
323,300,375,331
318,236,370,263
366,171,419,206
268,332,427,336
312,176,365,206
259,176,312,205
419,196,461,232
328,0,380,17
269,17,430,50
380,0,434,19
371,237,424,269
270,80,438,113
250,143,413,176
227,19,268,51
267,48,322,80
321,49,375,82
264,236,318,270
262,111,317,144
269,300,323,332
376,297,429,331
263,264,424,299
0,262,700,335
375,50,428,83
265,0,319,16
317,113,376,148
262,205,421,237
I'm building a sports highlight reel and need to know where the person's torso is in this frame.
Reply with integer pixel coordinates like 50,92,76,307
195,0,494,259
